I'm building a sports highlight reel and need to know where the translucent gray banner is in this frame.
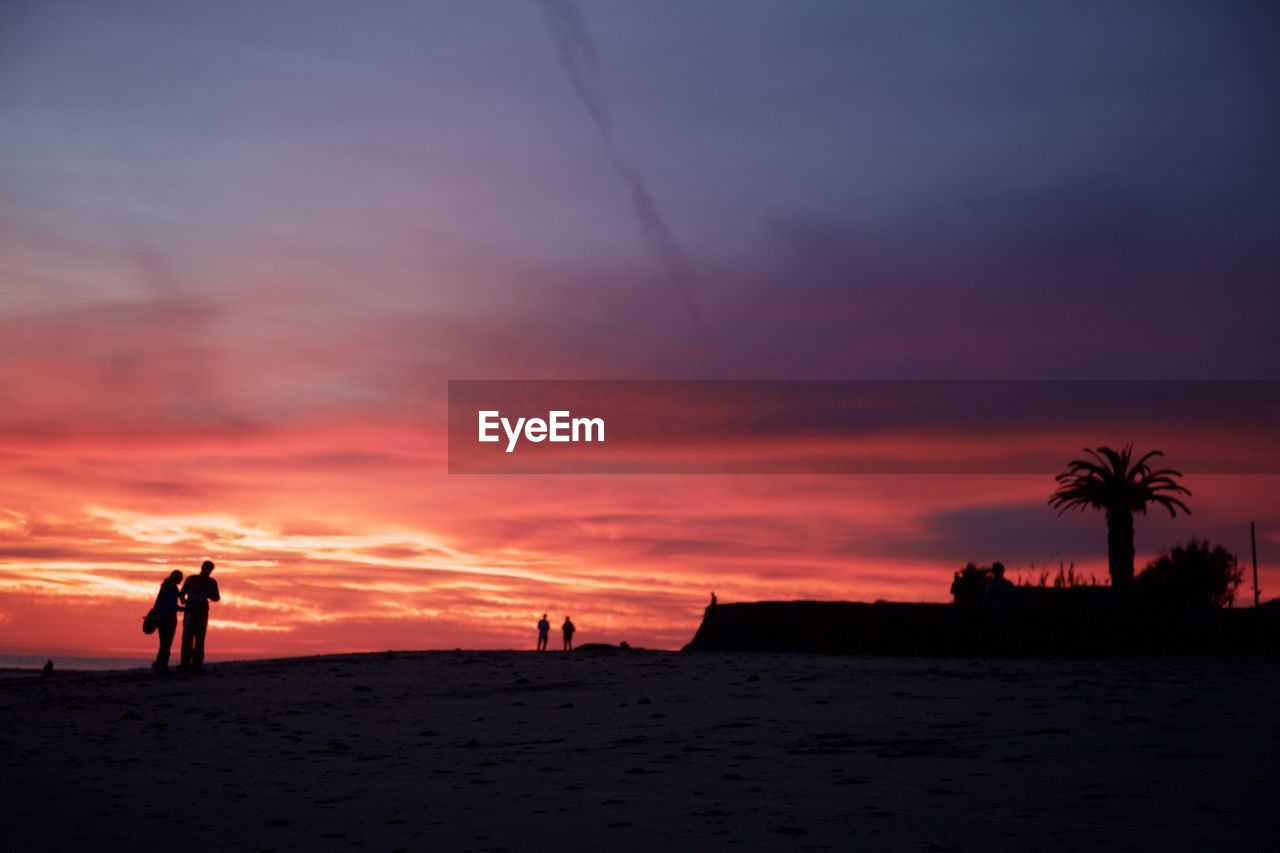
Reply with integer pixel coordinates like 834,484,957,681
448,380,1280,474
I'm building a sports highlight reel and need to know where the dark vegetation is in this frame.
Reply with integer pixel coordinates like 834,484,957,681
1049,444,1190,590
1136,537,1243,608
952,540,1242,611
687,445,1270,656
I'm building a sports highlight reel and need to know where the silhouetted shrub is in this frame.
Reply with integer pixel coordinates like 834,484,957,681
1028,561,1102,588
950,562,992,608
1135,538,1242,608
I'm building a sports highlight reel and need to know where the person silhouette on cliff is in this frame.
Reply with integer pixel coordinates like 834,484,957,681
562,616,576,651
983,562,1016,616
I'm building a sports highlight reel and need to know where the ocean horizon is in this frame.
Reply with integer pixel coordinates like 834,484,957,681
0,654,153,673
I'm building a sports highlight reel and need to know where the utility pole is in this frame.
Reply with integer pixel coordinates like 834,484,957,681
1251,521,1260,607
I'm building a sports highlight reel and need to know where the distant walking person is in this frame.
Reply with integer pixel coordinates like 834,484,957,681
151,570,184,674
537,614,550,651
179,560,220,673
562,616,576,651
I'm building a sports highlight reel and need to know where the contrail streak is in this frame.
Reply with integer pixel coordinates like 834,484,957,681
536,0,712,336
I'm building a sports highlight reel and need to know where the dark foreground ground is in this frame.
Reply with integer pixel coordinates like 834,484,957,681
1,651,1277,851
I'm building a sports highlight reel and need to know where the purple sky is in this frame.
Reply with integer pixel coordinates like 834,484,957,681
4,1,1277,384
1,2,1277,655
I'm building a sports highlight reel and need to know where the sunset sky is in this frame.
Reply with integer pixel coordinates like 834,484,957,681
2,1,1277,658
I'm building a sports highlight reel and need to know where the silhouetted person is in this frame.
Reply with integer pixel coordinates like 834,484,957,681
709,591,717,607
179,560,220,672
151,570,184,674
983,562,1016,616
562,616,576,651
537,614,550,651
42,659,53,677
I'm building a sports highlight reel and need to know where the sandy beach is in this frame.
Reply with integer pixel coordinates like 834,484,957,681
1,650,1276,850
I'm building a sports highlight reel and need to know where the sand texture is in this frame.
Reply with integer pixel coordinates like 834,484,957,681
2,650,1277,850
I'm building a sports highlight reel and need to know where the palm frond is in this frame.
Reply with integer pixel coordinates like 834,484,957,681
1048,443,1190,518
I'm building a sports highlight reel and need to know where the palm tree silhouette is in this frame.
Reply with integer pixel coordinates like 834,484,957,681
1049,444,1191,591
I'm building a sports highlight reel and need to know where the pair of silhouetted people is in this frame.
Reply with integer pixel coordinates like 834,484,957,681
151,560,220,673
535,614,576,650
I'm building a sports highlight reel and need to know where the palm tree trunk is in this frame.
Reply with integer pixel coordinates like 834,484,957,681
1105,507,1135,590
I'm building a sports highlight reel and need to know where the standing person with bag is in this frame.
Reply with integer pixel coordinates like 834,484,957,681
179,560,220,673
150,570,184,674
